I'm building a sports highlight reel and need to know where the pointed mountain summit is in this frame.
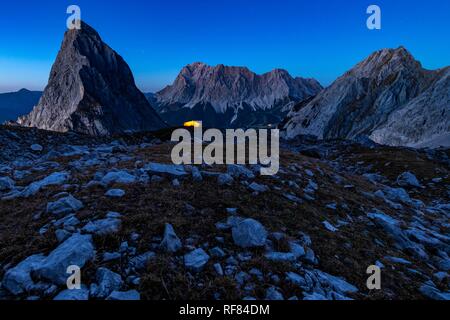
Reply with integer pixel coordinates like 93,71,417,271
154,62,322,128
18,21,166,136
283,47,450,148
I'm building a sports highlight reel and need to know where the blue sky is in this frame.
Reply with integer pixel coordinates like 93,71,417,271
0,0,449,93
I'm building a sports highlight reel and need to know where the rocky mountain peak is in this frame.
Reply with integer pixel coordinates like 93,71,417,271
17,21,166,136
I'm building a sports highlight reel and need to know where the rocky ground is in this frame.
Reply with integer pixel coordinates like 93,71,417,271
0,126,449,301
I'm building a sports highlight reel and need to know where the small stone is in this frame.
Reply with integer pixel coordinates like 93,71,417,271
210,247,226,258
0,176,15,191
105,189,126,198
184,249,210,272
46,195,83,216
397,172,421,188
232,218,267,248
53,288,89,300
30,144,43,152
214,263,224,276
248,182,269,193
218,174,234,186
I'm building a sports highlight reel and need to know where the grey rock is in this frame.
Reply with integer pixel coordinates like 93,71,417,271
184,248,210,272
53,288,89,300
265,287,284,300
20,172,70,198
2,254,46,295
55,229,71,243
0,176,15,191
106,290,140,300
128,252,155,270
232,218,268,248
283,47,450,148
47,195,83,216
248,182,269,193
94,267,123,298
82,218,121,236
105,189,126,198
144,163,188,177
34,234,95,285
210,247,226,258
227,165,255,179
218,173,234,186
213,263,224,276
155,62,322,128
101,171,136,185
397,172,421,188
265,252,296,262
30,144,43,152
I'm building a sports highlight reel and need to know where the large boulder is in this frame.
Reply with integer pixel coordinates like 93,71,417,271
0,176,15,191
232,218,268,248
160,224,182,253
34,234,95,285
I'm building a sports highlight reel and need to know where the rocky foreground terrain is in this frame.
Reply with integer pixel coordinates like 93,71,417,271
0,125,449,300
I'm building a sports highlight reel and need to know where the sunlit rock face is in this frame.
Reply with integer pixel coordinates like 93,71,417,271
283,47,450,148
18,21,166,136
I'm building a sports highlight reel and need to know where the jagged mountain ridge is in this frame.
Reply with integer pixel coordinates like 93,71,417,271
18,22,166,136
283,47,450,148
154,62,322,127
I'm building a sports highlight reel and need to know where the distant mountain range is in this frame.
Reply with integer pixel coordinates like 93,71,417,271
282,47,450,148
0,89,41,123
17,21,166,136
150,62,322,128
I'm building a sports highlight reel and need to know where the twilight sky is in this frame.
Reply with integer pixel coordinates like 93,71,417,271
0,0,449,93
